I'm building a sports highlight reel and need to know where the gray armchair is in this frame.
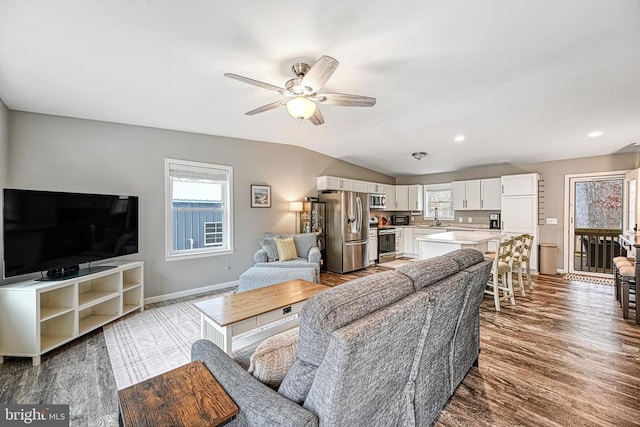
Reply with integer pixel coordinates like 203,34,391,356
252,233,321,283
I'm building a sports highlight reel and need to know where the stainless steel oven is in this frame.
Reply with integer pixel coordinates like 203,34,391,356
378,227,396,263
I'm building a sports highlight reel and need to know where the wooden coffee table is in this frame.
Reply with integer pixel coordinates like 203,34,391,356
118,360,238,426
194,279,328,355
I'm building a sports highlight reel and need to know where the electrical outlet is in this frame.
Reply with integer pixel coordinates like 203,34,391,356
546,218,558,225
468,218,473,223
459,217,463,223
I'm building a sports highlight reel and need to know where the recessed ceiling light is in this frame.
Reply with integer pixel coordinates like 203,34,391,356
454,135,466,142
588,131,603,138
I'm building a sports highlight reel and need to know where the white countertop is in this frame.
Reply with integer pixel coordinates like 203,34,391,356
417,231,501,244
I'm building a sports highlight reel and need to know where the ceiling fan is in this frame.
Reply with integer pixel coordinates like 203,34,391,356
224,55,376,125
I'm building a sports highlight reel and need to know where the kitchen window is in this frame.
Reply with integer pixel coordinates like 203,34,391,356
424,184,453,220
165,158,234,260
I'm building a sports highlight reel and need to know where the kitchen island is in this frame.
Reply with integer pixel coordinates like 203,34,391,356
417,231,501,260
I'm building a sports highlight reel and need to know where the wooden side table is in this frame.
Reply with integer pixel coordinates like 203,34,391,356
118,360,238,426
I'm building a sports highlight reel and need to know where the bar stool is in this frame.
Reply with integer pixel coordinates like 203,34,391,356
511,235,527,297
613,256,635,302
485,238,516,311
618,264,636,320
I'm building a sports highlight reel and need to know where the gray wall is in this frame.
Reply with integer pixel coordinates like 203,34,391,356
397,153,640,270
5,111,393,296
0,99,8,277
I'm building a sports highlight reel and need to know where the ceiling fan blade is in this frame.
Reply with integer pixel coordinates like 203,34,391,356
224,73,285,93
245,101,283,115
300,55,339,93
308,107,325,126
318,93,376,107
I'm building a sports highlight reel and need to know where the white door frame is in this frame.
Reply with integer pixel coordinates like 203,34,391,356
563,170,627,274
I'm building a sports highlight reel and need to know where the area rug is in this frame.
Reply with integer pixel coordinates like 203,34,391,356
562,273,614,286
103,288,235,390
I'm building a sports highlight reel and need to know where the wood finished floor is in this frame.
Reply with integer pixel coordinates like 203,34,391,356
2,269,640,426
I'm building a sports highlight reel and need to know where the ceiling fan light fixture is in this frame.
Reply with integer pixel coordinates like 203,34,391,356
286,96,316,120
412,152,428,160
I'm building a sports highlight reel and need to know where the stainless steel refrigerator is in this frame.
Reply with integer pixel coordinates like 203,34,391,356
319,191,369,274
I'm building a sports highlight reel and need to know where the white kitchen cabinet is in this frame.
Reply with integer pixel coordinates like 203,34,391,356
394,185,409,210
368,182,383,193
480,178,502,210
501,172,539,274
408,184,424,211
501,173,538,196
395,229,402,252
352,180,369,193
317,176,353,191
403,227,415,255
383,185,396,211
501,196,536,232
368,230,378,265
452,180,481,210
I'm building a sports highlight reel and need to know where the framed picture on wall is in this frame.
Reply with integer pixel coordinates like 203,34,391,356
251,185,271,208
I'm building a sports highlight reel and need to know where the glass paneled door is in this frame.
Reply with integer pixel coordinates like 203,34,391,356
569,175,624,275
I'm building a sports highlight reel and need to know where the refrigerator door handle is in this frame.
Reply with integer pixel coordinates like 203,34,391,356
355,195,363,234
345,239,369,246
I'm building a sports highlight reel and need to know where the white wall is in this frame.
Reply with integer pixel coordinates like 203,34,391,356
0,99,8,278
5,111,393,296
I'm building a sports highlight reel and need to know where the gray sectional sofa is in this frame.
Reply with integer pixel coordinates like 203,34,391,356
192,249,492,426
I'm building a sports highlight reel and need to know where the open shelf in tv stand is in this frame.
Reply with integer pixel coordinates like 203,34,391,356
0,261,144,366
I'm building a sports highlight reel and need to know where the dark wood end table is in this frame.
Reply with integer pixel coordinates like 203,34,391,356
118,360,239,426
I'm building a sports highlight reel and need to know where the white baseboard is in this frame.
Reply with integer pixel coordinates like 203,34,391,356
144,280,238,305
557,268,566,274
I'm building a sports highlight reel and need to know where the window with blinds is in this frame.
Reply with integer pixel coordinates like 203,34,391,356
165,158,234,259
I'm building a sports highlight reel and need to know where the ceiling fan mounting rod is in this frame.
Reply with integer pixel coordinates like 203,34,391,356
291,62,310,77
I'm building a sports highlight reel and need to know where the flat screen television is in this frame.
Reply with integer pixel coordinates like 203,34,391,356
3,188,139,280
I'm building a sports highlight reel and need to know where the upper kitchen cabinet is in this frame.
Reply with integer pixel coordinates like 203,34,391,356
383,184,395,211
452,178,500,210
501,173,538,196
452,180,481,210
408,184,423,211
352,180,369,193
317,176,353,191
394,185,409,210
481,178,502,210
368,182,383,193
392,184,423,211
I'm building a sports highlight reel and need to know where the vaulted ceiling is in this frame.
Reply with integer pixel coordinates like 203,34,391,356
1,0,639,176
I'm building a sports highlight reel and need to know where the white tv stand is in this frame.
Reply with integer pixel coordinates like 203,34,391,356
0,261,144,366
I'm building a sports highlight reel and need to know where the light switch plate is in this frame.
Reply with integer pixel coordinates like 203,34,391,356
459,217,463,223
546,217,558,225
468,217,473,222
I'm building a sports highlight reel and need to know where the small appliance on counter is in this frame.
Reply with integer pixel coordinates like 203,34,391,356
489,213,501,229
391,215,410,226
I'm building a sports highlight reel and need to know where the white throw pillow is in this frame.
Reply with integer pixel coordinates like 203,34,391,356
248,327,299,388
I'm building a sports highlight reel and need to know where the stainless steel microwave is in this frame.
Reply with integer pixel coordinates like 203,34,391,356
370,193,386,209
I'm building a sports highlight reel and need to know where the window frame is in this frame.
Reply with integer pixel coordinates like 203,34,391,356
423,183,454,220
165,158,234,261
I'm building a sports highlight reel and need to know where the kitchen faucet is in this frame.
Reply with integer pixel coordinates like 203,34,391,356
434,207,442,226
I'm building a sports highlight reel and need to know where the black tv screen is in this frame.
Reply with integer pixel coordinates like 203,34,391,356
3,189,138,279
